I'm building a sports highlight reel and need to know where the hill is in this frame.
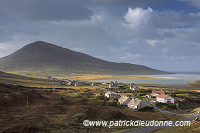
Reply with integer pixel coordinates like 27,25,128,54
0,70,57,87
0,41,171,76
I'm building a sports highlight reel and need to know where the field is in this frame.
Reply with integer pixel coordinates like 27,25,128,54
0,71,200,132
0,83,186,133
152,121,200,133
188,80,200,87
8,70,164,80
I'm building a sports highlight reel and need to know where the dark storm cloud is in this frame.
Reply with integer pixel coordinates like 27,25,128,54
0,0,200,72
0,0,93,21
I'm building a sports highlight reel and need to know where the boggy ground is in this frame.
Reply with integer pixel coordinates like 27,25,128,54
0,83,183,133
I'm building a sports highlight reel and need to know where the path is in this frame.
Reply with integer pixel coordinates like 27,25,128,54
125,107,200,133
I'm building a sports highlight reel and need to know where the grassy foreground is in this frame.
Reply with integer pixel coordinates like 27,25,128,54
0,83,185,133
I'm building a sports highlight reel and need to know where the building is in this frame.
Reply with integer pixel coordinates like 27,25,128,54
105,92,121,99
145,94,152,98
109,81,119,88
118,96,131,105
118,83,124,88
156,95,174,103
130,86,141,91
151,90,165,97
75,82,83,86
127,99,144,109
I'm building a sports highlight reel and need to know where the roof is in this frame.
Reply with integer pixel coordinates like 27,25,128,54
134,100,142,106
157,95,170,99
105,91,112,94
128,99,142,106
118,96,129,102
152,90,165,94
128,99,136,105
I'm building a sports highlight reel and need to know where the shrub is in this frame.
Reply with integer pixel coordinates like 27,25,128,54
106,99,118,107
138,106,154,111
155,102,176,109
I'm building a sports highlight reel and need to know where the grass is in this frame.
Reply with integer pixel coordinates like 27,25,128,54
152,121,200,133
8,70,165,80
191,107,200,114
0,71,97,89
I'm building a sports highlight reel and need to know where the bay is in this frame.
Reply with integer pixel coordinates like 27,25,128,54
90,73,200,86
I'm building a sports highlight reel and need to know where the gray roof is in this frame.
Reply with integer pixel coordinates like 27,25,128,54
128,99,142,106
118,96,129,102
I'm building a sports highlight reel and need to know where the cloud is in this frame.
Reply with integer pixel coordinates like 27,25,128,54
120,53,143,60
146,40,165,47
179,0,200,8
124,7,153,28
0,0,93,21
0,1,200,71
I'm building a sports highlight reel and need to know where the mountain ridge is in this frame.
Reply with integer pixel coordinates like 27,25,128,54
0,41,171,76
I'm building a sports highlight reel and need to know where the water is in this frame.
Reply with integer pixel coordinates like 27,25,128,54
90,73,200,86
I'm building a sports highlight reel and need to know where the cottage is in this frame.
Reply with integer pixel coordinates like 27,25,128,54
151,90,165,97
127,99,144,109
156,95,174,103
145,94,152,98
130,86,141,91
118,96,131,105
51,78,57,81
75,82,83,86
59,81,67,85
105,92,121,99
109,81,119,88
45,76,51,79
118,83,124,88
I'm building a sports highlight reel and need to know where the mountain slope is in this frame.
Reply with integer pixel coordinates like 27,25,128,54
0,41,171,76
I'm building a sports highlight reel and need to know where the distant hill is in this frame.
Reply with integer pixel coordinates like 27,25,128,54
0,70,56,87
0,41,171,76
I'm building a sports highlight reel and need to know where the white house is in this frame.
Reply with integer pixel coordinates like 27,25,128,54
130,86,141,91
127,99,144,109
118,96,131,105
156,95,174,103
75,82,83,86
105,92,121,99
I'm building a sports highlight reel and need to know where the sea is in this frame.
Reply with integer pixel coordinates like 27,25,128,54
90,72,200,86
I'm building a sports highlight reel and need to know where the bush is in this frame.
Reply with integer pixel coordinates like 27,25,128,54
138,106,154,111
106,99,118,107
155,102,176,109
68,112,87,125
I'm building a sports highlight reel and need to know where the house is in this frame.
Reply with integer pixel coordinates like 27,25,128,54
59,81,67,85
151,90,165,97
45,76,51,79
156,95,174,103
118,96,131,105
91,82,102,86
105,92,121,99
118,83,124,88
51,78,57,81
145,94,152,98
75,82,83,86
109,81,119,88
127,99,144,109
130,86,141,91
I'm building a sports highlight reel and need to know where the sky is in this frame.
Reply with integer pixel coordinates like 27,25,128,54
0,0,200,72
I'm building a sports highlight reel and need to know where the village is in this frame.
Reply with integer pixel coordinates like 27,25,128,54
47,76,175,111
104,81,174,110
